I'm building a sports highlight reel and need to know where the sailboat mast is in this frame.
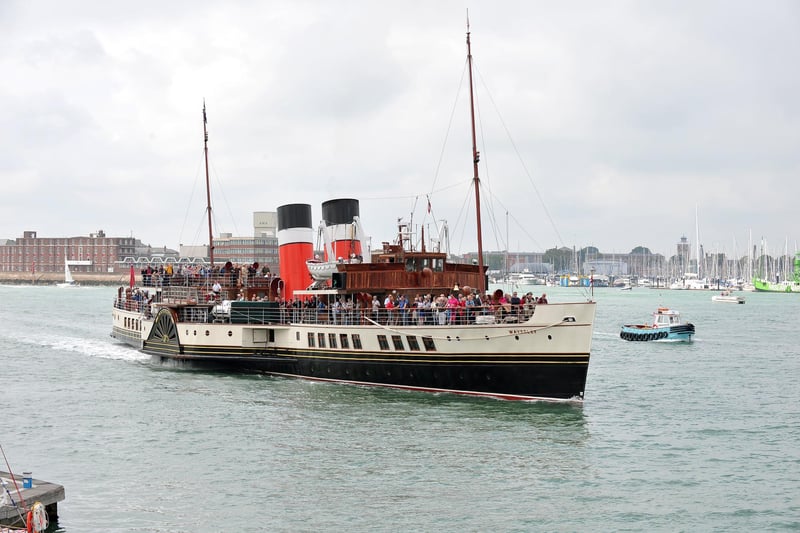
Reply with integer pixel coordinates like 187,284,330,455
203,101,215,267
695,204,701,278
467,22,485,294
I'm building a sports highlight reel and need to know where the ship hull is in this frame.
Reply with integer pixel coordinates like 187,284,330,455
619,323,694,342
752,278,800,293
113,302,595,402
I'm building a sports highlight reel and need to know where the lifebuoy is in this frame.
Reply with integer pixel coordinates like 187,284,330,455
26,510,33,533
29,502,48,532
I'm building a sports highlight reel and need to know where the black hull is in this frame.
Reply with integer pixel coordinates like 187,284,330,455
144,345,588,401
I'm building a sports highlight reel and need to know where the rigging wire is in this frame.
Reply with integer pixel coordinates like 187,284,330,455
177,150,205,251
209,158,241,237
417,56,470,243
177,149,210,255
177,116,240,260
470,75,507,255
403,51,566,259
474,64,565,247
429,56,469,198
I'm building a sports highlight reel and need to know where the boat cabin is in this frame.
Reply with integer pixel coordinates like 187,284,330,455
331,241,486,295
653,307,682,327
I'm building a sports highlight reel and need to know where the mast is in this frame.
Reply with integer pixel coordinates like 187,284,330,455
695,204,701,278
505,211,509,280
203,100,214,267
467,19,485,294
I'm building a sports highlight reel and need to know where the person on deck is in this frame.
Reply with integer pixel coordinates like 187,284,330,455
212,280,222,299
510,291,521,320
372,295,381,323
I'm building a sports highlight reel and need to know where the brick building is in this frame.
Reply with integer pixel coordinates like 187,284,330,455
0,230,136,274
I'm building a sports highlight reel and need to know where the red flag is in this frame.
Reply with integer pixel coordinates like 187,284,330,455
129,265,135,288
427,198,431,213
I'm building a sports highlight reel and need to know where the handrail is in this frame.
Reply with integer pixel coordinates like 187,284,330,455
115,297,542,327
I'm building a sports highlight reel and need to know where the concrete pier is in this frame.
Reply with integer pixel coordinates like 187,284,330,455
0,472,64,528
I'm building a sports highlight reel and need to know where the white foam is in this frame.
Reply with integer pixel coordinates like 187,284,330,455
23,334,150,362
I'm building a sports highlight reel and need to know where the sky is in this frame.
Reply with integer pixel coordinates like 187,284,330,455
2,0,798,259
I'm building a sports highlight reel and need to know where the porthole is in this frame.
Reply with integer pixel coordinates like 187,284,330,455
205,330,210,336
228,331,233,337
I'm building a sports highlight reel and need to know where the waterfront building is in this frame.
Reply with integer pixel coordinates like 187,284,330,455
0,230,138,274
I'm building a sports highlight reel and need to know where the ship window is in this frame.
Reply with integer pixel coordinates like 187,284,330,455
339,334,350,349
405,259,415,272
328,333,337,349
407,336,420,351
352,334,363,349
377,335,390,350
307,332,315,347
433,258,444,272
422,336,437,351
391,335,404,350
318,332,326,348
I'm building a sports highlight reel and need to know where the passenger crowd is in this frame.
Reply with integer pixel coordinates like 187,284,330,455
138,261,271,288
264,288,548,326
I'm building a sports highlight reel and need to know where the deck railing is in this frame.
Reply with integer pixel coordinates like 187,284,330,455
115,296,539,327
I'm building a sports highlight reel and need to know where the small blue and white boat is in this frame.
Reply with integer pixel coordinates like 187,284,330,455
620,307,695,342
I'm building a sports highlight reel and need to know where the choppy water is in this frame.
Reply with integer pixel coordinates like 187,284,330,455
1,284,798,532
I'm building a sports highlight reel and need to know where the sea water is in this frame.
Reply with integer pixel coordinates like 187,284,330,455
0,284,798,532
